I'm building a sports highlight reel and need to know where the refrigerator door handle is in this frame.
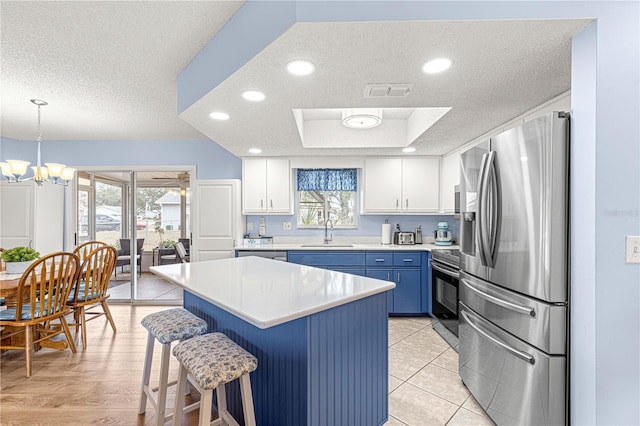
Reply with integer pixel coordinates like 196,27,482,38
462,278,536,317
485,151,501,267
477,152,492,266
461,310,535,365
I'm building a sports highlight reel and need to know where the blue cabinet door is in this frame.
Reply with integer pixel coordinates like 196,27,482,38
393,269,422,313
366,268,394,313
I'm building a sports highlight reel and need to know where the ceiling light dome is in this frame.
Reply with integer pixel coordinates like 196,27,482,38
342,108,383,129
286,60,315,76
402,147,416,153
422,58,452,74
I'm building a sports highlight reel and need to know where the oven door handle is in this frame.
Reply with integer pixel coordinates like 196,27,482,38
462,278,535,317
461,310,535,365
431,262,460,280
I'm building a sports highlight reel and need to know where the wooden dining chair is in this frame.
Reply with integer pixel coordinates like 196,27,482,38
67,245,118,350
73,240,109,264
0,252,80,377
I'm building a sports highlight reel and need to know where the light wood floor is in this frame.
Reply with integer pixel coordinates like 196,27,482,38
0,305,208,426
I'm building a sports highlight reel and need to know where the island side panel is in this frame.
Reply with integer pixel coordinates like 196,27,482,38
308,292,389,426
184,291,308,426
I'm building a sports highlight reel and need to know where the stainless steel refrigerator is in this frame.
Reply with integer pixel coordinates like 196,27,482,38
458,112,570,425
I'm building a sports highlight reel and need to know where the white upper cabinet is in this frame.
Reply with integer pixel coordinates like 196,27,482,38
363,158,439,214
441,150,460,213
242,159,292,214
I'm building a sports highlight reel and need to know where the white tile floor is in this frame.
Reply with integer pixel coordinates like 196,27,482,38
386,317,495,426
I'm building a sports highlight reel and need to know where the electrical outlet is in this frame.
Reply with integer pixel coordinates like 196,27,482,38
247,222,253,231
626,236,640,263
283,221,292,231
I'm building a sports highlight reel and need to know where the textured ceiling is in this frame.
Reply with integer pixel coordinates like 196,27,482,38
181,19,591,157
0,1,244,141
1,2,590,158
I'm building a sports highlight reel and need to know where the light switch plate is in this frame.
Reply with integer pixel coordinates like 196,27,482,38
626,236,640,263
283,221,292,231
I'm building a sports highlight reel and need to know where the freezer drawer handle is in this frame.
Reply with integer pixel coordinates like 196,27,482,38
462,279,536,318
461,310,535,365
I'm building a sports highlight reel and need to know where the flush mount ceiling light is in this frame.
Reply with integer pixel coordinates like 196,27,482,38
341,108,383,129
402,147,416,153
286,59,315,76
242,90,266,102
1,99,76,186
248,148,262,154
209,111,230,120
422,57,452,74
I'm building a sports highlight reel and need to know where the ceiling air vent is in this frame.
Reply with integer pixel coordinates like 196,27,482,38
364,83,414,98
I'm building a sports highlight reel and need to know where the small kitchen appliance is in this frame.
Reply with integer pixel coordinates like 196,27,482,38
397,232,415,245
434,222,453,245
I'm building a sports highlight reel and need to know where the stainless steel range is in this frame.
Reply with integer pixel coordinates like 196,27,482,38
431,248,460,350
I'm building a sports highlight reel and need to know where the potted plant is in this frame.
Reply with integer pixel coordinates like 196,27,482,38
1,246,40,274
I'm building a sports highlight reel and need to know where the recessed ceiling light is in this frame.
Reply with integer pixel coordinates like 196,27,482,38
209,111,230,120
242,90,265,102
286,60,316,76
402,147,416,153
422,58,452,74
248,148,262,154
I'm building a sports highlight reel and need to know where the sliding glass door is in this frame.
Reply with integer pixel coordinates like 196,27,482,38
75,169,190,305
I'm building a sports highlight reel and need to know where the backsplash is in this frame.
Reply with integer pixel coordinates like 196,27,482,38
245,214,460,243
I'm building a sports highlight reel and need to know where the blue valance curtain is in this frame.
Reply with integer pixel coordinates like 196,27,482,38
296,168,357,191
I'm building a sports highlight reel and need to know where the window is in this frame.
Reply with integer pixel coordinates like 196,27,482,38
296,168,357,229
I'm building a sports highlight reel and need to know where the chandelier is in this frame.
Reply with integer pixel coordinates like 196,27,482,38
1,99,75,186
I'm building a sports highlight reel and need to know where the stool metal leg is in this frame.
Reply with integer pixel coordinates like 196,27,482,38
139,332,155,414
172,364,189,426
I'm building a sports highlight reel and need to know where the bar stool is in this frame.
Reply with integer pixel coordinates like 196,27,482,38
172,332,258,426
139,308,208,426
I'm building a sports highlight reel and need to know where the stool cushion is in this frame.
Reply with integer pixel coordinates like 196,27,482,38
172,332,258,390
141,308,207,344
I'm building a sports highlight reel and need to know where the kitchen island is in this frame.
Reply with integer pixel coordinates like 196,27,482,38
150,256,395,426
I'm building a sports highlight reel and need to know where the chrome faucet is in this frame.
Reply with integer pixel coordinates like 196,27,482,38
324,218,333,244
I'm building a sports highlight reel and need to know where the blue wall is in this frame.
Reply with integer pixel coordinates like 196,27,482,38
0,137,241,180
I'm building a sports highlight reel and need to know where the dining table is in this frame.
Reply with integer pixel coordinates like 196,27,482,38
0,271,70,351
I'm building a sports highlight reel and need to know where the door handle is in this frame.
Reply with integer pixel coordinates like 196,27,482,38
461,310,535,365
485,151,500,268
477,152,493,267
462,278,535,317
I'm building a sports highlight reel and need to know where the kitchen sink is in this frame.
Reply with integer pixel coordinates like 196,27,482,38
300,244,354,248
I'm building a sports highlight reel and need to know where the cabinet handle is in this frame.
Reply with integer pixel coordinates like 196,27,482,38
375,258,385,262
387,273,391,281
260,199,264,209
270,199,273,208
406,199,409,209
397,273,401,282
396,199,399,208
403,259,413,263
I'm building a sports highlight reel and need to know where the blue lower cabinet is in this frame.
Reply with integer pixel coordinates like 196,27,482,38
288,249,430,315
366,268,394,313
392,268,422,313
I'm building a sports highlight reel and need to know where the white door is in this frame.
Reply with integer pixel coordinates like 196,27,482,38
265,159,291,213
362,158,402,213
0,181,64,253
402,158,440,213
192,179,243,262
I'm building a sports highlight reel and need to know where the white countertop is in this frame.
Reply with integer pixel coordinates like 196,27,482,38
150,256,395,329
234,243,458,251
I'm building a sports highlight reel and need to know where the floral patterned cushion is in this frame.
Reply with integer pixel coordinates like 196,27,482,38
141,308,207,344
172,332,258,390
